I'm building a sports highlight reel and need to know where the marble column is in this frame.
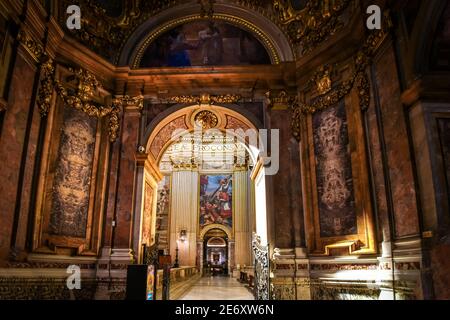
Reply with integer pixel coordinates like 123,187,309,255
234,169,250,267
111,102,141,264
170,168,198,267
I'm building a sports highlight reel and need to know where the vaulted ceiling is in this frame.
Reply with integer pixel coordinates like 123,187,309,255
54,0,354,65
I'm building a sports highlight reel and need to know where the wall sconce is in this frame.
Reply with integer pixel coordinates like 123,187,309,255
179,229,187,242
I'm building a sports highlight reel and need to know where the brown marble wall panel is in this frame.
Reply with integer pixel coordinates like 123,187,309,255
49,106,97,238
269,109,302,248
374,45,420,238
430,243,450,299
0,54,36,261
313,101,357,237
367,89,390,242
145,103,172,128
237,102,264,126
113,110,140,248
15,93,42,252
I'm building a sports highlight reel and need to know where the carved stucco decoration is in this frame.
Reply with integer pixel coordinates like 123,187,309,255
58,0,180,64
199,0,215,18
55,68,122,142
169,93,241,105
36,62,125,142
17,30,46,62
290,16,393,141
194,110,219,129
265,90,296,110
309,65,333,95
54,0,358,64
37,59,56,117
58,0,296,65
272,0,354,54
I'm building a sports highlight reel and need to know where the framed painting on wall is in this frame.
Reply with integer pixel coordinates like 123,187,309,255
303,97,377,256
138,20,271,68
155,175,171,250
199,175,233,230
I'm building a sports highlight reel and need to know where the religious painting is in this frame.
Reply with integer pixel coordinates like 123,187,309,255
49,106,98,238
155,175,171,249
141,181,154,245
139,21,271,68
199,175,232,230
313,101,357,237
146,265,155,300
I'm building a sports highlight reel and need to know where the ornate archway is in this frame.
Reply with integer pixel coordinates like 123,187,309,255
137,104,266,273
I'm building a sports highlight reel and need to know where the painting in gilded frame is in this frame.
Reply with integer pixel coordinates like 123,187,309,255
199,175,232,230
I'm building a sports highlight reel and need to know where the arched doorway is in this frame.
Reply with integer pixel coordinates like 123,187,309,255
203,228,228,276
136,104,269,279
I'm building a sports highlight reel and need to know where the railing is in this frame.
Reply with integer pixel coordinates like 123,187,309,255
252,233,270,300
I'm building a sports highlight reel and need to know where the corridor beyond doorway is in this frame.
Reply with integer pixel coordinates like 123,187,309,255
179,277,255,300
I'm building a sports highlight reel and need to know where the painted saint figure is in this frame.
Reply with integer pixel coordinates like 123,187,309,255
198,22,223,65
199,175,233,229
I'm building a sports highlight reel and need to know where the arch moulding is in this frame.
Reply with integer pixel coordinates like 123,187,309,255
144,104,259,166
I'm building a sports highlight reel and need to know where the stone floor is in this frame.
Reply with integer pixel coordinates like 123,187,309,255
179,276,255,300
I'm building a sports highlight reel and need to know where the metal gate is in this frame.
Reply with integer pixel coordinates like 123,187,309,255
252,233,270,300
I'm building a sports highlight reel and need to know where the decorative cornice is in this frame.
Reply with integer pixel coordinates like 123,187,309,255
114,95,144,111
265,90,295,110
17,30,46,62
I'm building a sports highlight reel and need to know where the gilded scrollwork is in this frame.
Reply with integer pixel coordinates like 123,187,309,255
37,59,56,117
272,0,353,54
17,30,46,62
265,90,295,110
36,62,123,142
291,16,392,139
169,93,241,105
194,110,219,129
57,0,183,64
54,68,122,142
309,65,333,96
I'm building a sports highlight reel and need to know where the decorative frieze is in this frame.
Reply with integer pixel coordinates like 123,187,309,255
169,93,241,106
